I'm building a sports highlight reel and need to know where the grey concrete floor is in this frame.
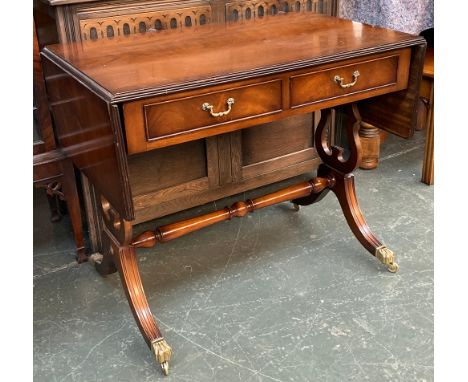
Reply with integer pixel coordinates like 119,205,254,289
34,130,433,382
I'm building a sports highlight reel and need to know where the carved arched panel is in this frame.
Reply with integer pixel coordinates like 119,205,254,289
80,5,212,41
225,0,333,23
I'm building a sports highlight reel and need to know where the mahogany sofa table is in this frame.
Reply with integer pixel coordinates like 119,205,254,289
41,13,425,376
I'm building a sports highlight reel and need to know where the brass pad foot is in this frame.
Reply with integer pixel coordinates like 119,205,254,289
151,338,172,376
375,246,399,273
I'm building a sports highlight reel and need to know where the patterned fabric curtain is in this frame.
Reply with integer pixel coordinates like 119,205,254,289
338,0,434,35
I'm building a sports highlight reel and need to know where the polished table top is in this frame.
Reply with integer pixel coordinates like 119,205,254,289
43,13,423,101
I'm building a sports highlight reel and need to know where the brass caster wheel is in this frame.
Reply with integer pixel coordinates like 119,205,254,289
161,361,169,376
292,203,300,211
375,246,399,273
387,262,399,273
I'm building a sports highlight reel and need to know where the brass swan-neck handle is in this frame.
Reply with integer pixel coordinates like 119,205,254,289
202,98,235,117
334,70,360,88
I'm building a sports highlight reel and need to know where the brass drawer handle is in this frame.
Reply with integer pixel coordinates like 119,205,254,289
202,98,235,117
334,70,360,88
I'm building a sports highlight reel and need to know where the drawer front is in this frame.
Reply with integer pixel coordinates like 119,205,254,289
290,51,408,108
124,79,282,153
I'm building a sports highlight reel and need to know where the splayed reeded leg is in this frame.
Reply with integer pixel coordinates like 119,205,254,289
97,194,173,375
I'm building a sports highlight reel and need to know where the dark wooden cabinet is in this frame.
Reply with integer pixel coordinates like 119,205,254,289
35,0,338,43
33,19,56,157
33,19,86,262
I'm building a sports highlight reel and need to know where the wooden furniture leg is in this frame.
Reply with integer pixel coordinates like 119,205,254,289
421,82,434,185
116,245,172,376
91,194,172,375
34,157,87,263
46,193,62,222
294,105,399,272
421,105,434,184
81,173,103,254
61,160,87,263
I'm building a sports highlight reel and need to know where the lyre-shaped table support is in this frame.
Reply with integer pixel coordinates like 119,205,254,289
93,103,398,376
293,104,399,272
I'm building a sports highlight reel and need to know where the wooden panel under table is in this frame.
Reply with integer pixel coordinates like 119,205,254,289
127,115,319,224
123,48,410,154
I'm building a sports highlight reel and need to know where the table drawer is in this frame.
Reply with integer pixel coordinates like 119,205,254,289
290,50,410,108
124,79,282,154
